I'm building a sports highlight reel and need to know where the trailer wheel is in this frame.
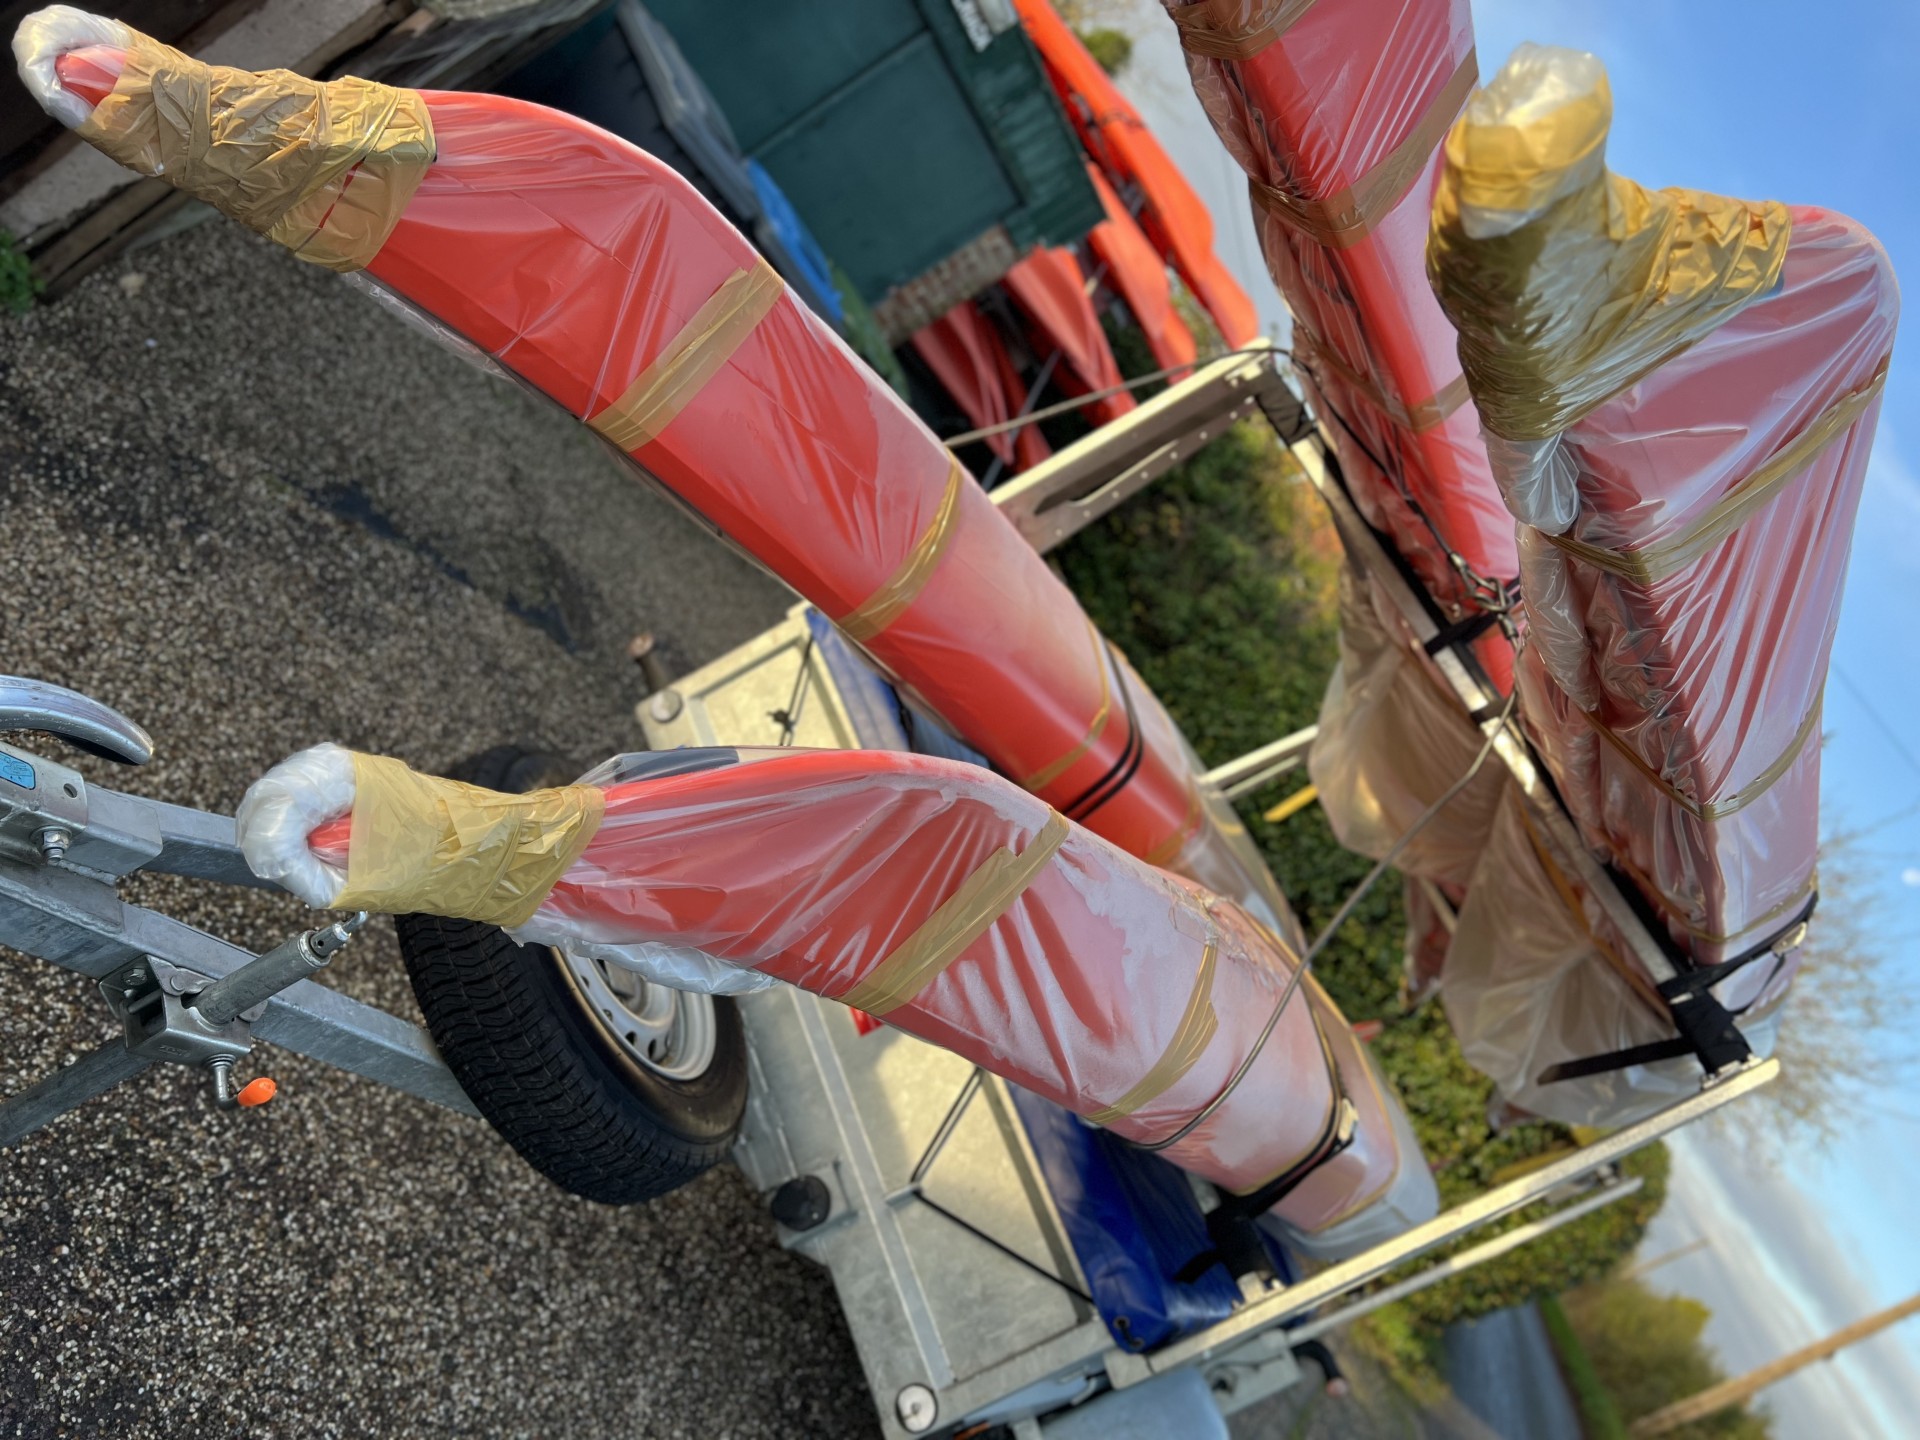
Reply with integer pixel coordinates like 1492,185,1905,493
394,747,748,1205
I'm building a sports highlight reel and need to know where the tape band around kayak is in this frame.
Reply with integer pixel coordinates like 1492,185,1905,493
1222,992,1345,1196
589,261,784,452
1021,619,1113,791
1581,698,1821,824
1084,934,1220,1126
333,753,606,929
1168,0,1321,60
1618,852,1817,948
1544,359,1890,584
74,32,433,273
1294,325,1471,434
837,810,1070,1016
1248,50,1476,250
1299,1006,1401,1230
837,459,965,643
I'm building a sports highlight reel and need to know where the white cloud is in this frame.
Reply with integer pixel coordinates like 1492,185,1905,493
1903,867,1920,887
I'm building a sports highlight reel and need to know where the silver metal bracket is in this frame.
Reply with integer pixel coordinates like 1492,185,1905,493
0,740,90,867
100,958,257,1068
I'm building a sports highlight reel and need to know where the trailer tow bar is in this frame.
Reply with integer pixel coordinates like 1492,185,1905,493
0,912,371,1146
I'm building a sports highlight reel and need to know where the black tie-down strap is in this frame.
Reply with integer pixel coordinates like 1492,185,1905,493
1173,1094,1359,1287
1537,897,1816,1087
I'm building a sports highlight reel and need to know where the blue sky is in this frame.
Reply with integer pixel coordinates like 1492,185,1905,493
1113,0,1920,1431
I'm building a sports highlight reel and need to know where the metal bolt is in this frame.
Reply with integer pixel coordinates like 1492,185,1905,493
206,1055,238,1111
628,632,672,692
894,1384,936,1434
34,827,72,863
124,968,147,987
648,689,684,724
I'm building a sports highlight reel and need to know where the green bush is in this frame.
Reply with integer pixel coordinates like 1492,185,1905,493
1541,1293,1629,1440
1077,26,1133,76
1562,1278,1774,1439
0,230,40,315
1055,416,1669,1335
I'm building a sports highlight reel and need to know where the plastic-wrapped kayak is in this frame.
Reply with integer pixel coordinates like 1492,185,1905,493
910,301,1053,474
15,6,1284,928
1014,0,1259,349
1084,163,1198,379
1002,244,1138,427
1152,0,1515,913
1157,0,1516,681
237,742,1438,1253
1427,47,1897,1121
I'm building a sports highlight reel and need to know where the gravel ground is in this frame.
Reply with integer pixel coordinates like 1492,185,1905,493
0,222,879,1438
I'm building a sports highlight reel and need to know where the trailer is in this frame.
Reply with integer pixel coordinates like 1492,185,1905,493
0,345,1773,1436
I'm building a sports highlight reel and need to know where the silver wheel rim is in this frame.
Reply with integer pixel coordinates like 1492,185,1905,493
559,950,718,1081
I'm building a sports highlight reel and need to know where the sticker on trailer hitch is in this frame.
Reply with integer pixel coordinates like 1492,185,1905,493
0,753,34,791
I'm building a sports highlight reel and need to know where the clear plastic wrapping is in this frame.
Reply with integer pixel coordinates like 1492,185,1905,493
28,11,1291,929
270,744,1434,1246
1308,568,1504,888
1444,786,1790,1125
1431,45,1898,972
1429,44,1791,446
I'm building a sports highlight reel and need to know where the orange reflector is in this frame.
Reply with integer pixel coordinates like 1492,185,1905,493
237,1077,277,1108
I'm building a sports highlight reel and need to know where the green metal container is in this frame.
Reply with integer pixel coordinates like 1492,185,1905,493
649,0,1100,308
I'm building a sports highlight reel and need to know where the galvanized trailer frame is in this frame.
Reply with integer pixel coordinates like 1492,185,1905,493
0,342,1772,1437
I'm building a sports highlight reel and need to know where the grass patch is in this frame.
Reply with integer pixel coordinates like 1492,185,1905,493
1541,1294,1629,1440
0,230,40,315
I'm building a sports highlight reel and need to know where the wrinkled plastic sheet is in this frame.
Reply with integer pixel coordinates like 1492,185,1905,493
1432,47,1898,976
1506,210,1893,970
1444,786,1789,1125
1309,567,1506,890
288,744,1434,1245
30,19,1302,929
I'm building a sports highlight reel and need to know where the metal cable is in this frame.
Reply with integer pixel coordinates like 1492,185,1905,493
942,345,1288,447
1135,686,1519,1153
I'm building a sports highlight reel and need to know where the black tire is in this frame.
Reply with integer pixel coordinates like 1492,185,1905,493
394,747,749,1205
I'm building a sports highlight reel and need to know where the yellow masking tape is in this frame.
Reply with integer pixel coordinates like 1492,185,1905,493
78,33,433,273
589,262,785,452
1545,360,1889,584
1430,64,1791,440
1580,698,1821,825
836,458,965,643
1021,619,1113,792
1084,936,1220,1126
1294,325,1471,434
333,752,605,929
1249,51,1476,250
838,810,1070,1016
1169,0,1321,60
